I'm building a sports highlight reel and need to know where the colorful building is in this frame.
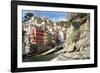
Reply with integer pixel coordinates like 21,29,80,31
30,26,45,45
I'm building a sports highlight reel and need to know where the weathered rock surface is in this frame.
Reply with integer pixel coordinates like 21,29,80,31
52,16,90,61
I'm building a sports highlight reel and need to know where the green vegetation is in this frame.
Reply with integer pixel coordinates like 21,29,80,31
24,13,33,22
78,13,87,18
71,28,79,43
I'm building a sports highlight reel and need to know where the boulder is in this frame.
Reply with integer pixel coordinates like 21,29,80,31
66,42,75,52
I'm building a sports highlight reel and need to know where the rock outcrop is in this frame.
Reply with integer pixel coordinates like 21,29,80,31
52,14,90,61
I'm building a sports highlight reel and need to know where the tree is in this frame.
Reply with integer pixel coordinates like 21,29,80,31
24,13,33,22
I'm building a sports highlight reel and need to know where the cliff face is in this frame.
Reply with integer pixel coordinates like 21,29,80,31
52,14,90,61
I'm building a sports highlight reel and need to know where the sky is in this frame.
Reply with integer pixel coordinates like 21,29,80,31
22,10,71,22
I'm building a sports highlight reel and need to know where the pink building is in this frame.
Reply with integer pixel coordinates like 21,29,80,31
30,26,45,45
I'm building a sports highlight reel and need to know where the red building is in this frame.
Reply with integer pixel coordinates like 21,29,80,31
30,26,45,45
